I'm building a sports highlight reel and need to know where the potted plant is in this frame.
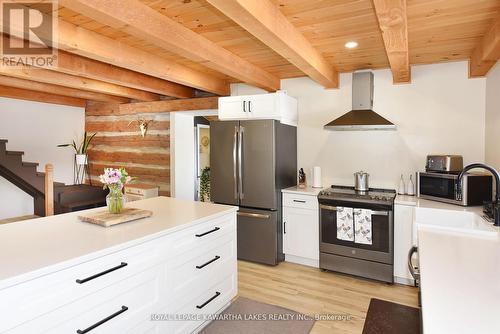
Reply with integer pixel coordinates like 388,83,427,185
58,132,97,166
199,167,211,202
99,168,133,214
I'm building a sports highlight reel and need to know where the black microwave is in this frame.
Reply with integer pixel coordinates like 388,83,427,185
417,172,493,206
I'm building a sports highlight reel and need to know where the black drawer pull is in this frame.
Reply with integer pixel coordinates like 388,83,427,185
76,262,128,284
196,256,221,269
293,200,306,203
76,305,128,334
196,292,221,309
195,227,220,238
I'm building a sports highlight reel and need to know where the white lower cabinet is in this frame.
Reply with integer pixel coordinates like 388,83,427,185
394,203,415,285
282,192,319,267
2,212,237,334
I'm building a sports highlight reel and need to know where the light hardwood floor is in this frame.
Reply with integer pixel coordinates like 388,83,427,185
238,260,418,334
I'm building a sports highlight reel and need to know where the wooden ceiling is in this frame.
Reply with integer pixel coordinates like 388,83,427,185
0,0,499,107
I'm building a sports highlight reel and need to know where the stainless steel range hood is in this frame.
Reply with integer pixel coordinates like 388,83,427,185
324,72,396,131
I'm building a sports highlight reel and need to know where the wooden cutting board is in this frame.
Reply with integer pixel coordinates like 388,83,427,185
78,208,153,227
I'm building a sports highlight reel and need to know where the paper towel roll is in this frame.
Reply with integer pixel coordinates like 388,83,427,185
312,166,322,188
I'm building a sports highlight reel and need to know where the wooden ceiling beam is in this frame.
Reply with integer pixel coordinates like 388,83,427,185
55,51,194,98
59,0,280,92
372,0,411,83
0,8,229,96
86,97,219,116
0,85,86,108
0,66,139,102
206,0,339,88
469,15,500,77
0,75,128,104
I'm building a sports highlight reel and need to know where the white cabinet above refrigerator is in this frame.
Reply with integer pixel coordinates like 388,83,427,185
218,91,298,126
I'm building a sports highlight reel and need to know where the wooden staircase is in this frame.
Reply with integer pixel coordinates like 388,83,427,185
0,139,107,217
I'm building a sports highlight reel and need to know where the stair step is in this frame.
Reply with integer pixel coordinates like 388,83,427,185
6,150,24,156
35,172,65,186
22,162,39,167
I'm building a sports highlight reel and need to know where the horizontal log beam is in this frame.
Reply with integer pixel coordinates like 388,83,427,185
0,66,154,101
55,51,195,98
0,85,86,107
88,150,170,165
0,75,128,103
85,120,169,133
86,97,218,116
91,135,170,148
90,164,169,177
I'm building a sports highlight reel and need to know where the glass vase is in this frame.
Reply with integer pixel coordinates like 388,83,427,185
106,186,125,214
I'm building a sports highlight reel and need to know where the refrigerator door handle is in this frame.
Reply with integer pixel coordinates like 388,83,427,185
237,212,270,219
238,126,244,199
233,126,238,200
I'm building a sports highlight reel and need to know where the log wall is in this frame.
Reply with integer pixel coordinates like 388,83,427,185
85,101,171,196
85,97,218,197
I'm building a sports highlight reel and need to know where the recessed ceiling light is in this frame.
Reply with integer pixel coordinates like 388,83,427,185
345,41,358,49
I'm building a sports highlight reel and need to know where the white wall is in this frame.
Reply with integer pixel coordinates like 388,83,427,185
171,113,195,200
0,98,84,219
170,110,217,200
231,61,487,189
485,62,500,170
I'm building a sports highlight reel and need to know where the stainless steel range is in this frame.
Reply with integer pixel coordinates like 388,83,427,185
317,185,396,283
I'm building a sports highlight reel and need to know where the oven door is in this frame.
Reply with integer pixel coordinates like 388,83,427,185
319,204,393,264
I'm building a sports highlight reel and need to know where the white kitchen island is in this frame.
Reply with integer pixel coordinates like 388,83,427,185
0,196,238,334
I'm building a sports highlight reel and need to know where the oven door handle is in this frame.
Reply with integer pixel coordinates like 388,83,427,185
320,204,338,211
319,205,389,216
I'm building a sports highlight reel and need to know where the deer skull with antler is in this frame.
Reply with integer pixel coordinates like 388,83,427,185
128,118,152,137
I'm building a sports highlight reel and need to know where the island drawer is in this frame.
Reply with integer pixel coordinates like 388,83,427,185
0,237,167,333
167,212,236,258
283,193,319,210
166,231,236,308
5,264,165,334
161,272,237,334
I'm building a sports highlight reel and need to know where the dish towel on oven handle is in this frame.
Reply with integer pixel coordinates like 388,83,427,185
354,208,372,245
336,207,354,242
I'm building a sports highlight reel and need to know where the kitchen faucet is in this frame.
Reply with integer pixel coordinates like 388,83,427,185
457,163,500,226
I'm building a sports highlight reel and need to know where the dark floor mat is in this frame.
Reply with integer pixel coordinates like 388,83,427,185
362,298,421,334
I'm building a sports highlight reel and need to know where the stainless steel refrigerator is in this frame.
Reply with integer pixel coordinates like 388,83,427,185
210,120,297,265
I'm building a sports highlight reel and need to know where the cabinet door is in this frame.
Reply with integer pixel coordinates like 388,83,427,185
394,204,414,281
246,94,278,119
283,206,319,260
218,97,248,120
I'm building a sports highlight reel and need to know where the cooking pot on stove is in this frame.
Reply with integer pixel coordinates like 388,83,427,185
354,171,369,192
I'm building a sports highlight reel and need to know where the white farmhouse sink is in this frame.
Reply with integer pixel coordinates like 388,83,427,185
415,206,498,237
415,207,500,334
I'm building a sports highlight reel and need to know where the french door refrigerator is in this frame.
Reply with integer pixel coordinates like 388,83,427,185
210,120,297,265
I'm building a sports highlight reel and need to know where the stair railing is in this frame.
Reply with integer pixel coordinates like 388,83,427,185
44,164,54,216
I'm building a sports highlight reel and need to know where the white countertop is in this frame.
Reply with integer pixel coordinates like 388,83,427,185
0,197,237,289
395,194,485,216
282,186,324,196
